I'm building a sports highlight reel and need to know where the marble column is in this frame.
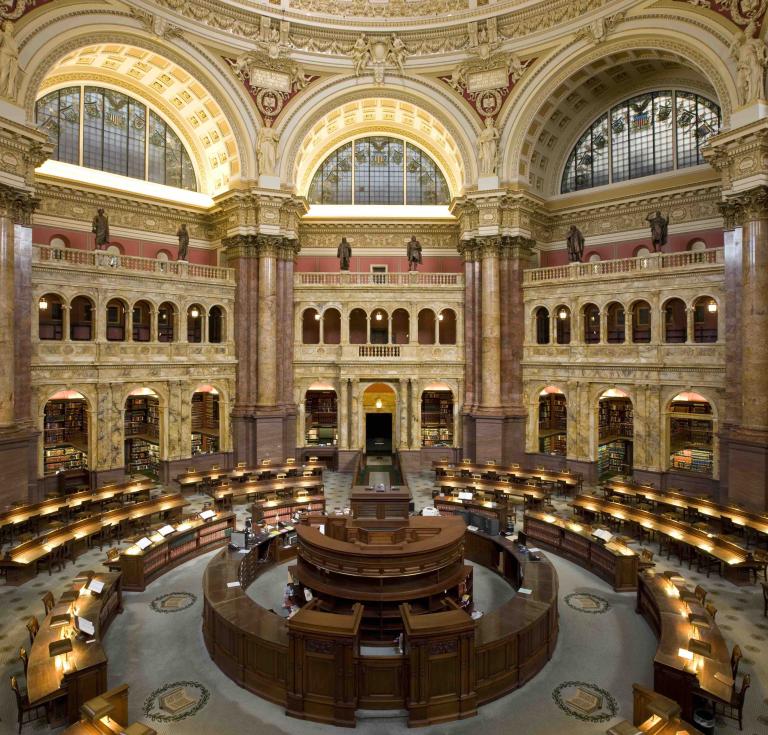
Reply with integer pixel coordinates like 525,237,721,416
62,305,70,342
350,379,360,449
409,378,421,450
339,379,349,449
460,241,476,410
685,307,695,344
398,379,408,449
257,237,278,407
479,237,501,410
0,208,15,427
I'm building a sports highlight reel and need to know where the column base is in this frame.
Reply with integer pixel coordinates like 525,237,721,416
723,426,768,511
233,407,297,465
0,424,38,504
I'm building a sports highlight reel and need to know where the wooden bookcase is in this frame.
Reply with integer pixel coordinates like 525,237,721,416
192,391,220,454
305,390,337,446
44,399,88,475
420,390,453,447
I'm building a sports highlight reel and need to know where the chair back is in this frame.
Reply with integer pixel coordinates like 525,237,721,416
26,616,39,643
694,584,707,604
731,644,742,679
641,549,653,562
42,591,54,615
19,647,28,674
762,581,768,600
738,674,750,706
10,675,23,709
705,602,717,620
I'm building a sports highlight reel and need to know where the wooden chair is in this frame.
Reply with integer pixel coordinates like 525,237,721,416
10,674,49,733
694,584,707,605
730,644,742,682
18,647,28,677
639,548,655,570
762,581,767,617
714,674,750,731
705,602,718,621
25,617,38,647
41,592,54,617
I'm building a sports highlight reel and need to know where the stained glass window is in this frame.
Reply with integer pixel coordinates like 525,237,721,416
561,91,720,193
308,136,449,205
36,86,196,191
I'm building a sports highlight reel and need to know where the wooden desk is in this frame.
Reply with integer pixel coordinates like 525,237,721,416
434,477,547,503
603,480,768,541
0,480,154,538
433,494,510,534
350,486,410,520
637,571,733,724
251,495,325,525
1,494,187,585
524,510,639,591
572,494,754,585
176,461,322,488
105,512,235,591
210,476,324,507
27,572,122,724
434,460,582,491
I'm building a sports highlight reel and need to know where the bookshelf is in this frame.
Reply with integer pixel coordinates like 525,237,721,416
191,391,220,454
125,437,159,475
598,440,631,479
124,395,160,476
598,398,633,441
538,393,566,456
669,399,714,476
305,390,337,446
421,390,453,447
43,399,88,475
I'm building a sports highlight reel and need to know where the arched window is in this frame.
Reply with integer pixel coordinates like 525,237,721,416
308,136,450,205
664,298,687,343
561,91,720,193
555,305,571,344
438,309,457,345
535,307,550,345
631,301,651,343
606,302,625,344
302,308,320,344
106,299,126,341
418,309,436,345
370,309,389,344
693,296,718,343
132,300,151,342
158,302,175,342
187,304,203,343
323,309,341,344
70,296,93,341
349,308,367,344
391,309,410,344
208,306,224,343
38,293,63,340
583,304,600,344
36,86,197,191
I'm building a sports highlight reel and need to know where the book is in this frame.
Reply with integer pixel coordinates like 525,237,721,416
566,688,602,714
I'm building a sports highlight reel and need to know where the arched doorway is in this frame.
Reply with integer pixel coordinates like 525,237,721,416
304,387,338,446
192,385,220,455
668,391,714,477
538,387,566,456
43,390,89,477
363,383,396,454
597,388,633,479
421,386,454,447
124,387,160,477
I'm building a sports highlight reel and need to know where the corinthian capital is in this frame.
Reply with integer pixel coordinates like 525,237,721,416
475,235,502,258
0,183,39,225
729,185,768,223
501,234,536,259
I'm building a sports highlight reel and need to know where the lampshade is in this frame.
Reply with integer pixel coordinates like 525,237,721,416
39,297,48,310
190,307,200,318
707,300,717,313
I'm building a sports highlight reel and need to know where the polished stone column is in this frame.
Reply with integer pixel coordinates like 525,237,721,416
409,378,421,450
479,237,501,410
339,378,349,449
0,205,15,427
257,237,278,407
350,379,360,449
399,379,408,449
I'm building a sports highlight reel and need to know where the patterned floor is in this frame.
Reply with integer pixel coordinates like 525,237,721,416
0,472,765,735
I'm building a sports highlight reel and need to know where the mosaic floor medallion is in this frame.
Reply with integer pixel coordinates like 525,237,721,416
552,681,618,722
142,681,210,722
564,592,611,614
150,592,197,614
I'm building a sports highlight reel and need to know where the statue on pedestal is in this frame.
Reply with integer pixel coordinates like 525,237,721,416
257,123,279,177
0,21,20,100
566,225,584,263
731,21,768,105
176,223,189,261
477,117,499,177
91,208,110,250
407,235,422,271
645,210,669,252
337,237,352,271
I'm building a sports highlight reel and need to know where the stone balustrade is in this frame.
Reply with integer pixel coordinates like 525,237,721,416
295,271,463,287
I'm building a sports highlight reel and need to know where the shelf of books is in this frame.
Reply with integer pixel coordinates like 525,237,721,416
421,390,453,447
126,437,160,476
43,399,88,475
669,415,713,476
598,398,633,441
598,440,632,479
539,432,567,455
191,391,220,454
305,390,337,446
669,448,713,475
125,396,159,440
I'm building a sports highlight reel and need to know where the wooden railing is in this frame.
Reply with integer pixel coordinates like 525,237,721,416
296,272,463,286
523,248,724,284
33,244,234,282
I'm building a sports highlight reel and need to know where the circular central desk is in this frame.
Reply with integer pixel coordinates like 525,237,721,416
202,525,558,727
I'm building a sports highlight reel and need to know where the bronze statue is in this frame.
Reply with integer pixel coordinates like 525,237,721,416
645,210,669,252
566,225,584,263
91,208,110,250
176,223,189,261
407,235,422,271
337,236,352,271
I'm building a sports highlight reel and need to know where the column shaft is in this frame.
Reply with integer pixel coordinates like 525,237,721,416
0,214,14,426
257,247,278,406
480,243,501,409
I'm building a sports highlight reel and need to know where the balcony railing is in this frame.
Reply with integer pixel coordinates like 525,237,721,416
296,272,463,286
33,244,234,282
358,345,401,357
524,248,724,285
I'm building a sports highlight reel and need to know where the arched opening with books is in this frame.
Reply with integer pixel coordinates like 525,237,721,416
538,386,567,456
42,390,90,487
124,388,161,478
597,388,633,480
421,384,454,447
667,391,715,477
191,385,221,456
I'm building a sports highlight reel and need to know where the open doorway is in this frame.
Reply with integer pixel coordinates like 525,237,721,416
365,412,392,454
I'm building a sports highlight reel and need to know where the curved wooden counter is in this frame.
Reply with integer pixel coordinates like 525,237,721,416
202,526,559,726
